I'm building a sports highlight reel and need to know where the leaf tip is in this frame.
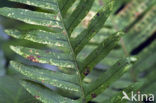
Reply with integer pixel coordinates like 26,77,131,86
117,31,125,37
10,60,15,65
127,57,138,64
10,45,17,52
5,29,21,38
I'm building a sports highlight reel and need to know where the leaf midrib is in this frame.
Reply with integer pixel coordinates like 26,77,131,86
56,1,85,102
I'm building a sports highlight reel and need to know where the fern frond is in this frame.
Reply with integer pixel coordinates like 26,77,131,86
72,1,114,54
124,5,156,51
0,76,40,103
9,0,58,11
0,0,134,102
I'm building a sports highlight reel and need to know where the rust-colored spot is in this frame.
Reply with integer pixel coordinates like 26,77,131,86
42,80,44,83
82,11,95,28
83,68,90,76
63,31,67,35
91,93,96,98
37,55,41,58
34,96,40,99
135,12,141,17
29,49,32,53
97,13,100,16
48,25,52,27
27,55,39,63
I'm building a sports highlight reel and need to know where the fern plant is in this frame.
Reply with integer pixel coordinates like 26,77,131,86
0,0,143,103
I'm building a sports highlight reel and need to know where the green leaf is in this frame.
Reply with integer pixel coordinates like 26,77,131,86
58,0,76,17
141,66,156,92
110,0,155,30
84,58,135,101
0,0,134,102
5,29,70,48
72,0,115,55
81,32,124,75
21,81,79,103
132,41,156,75
9,0,58,11
0,76,39,103
11,61,80,93
65,0,94,35
0,7,61,27
10,46,75,68
124,5,156,51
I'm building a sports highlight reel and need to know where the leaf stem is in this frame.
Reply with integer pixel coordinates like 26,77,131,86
56,1,86,102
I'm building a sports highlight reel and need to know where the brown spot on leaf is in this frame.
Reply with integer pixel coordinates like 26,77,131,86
34,96,40,99
82,11,96,28
83,68,90,76
91,93,97,98
63,31,67,35
54,16,57,19
97,13,100,16
48,25,52,28
135,12,141,17
37,55,41,58
42,80,44,83
27,55,39,63
29,49,32,53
